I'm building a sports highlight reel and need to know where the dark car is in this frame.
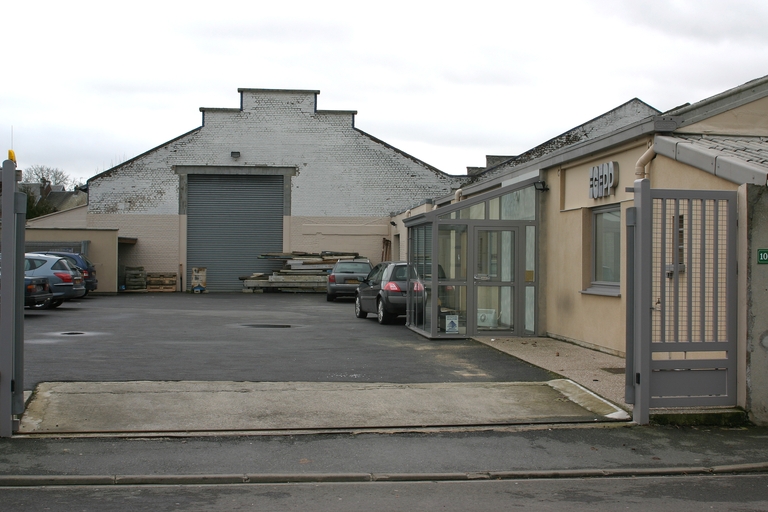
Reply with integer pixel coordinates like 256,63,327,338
327,259,372,301
0,269,54,309
25,276,53,308
37,251,98,294
24,253,86,308
355,261,417,324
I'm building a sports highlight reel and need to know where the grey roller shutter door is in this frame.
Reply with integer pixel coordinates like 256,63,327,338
187,174,284,291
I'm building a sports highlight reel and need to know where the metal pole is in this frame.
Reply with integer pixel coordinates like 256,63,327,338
633,179,652,425
12,190,26,416
625,206,636,404
0,158,20,437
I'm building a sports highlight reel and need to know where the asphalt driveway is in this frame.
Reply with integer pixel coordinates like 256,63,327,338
22,293,558,390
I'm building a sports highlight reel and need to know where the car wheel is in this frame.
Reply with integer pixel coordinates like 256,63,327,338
49,299,64,309
326,293,335,302
355,295,367,319
377,299,394,325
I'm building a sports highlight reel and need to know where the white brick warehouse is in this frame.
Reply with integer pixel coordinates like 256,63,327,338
87,88,463,290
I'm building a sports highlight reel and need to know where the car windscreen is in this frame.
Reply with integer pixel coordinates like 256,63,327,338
335,262,371,273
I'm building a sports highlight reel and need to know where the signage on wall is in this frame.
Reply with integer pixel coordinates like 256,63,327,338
759,249,768,264
589,161,619,199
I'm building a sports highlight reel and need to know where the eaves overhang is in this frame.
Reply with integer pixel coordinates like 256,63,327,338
654,135,768,186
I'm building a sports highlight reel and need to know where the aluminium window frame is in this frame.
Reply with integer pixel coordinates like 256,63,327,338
583,204,622,297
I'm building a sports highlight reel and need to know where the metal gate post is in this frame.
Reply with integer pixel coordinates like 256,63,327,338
633,179,652,425
625,206,636,405
12,190,26,416
0,156,24,437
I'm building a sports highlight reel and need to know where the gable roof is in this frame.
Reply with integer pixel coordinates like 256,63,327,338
462,98,661,186
451,75,768,199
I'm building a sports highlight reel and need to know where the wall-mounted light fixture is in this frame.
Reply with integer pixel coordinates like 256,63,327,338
231,151,241,159
389,221,397,226
533,180,549,192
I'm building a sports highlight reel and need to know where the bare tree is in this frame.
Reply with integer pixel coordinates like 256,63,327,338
23,165,73,189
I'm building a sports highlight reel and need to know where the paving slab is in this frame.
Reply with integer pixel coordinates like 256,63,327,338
19,380,628,434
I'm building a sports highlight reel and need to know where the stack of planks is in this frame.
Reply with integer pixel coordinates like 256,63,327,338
242,251,364,293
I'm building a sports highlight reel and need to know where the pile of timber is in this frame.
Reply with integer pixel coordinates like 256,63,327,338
241,251,364,293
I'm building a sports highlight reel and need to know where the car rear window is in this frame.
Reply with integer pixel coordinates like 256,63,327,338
335,262,371,273
391,265,418,281
51,259,71,271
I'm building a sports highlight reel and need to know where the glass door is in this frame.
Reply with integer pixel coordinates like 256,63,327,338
473,227,518,334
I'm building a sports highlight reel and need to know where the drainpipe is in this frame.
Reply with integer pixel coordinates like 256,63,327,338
454,189,463,203
635,144,656,179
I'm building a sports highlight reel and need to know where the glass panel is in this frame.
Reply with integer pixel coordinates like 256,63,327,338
477,285,514,331
437,285,466,335
438,224,467,280
501,231,513,282
409,225,433,331
477,230,514,283
594,209,621,283
489,197,500,220
525,286,535,334
500,187,535,221
462,203,486,220
525,226,535,282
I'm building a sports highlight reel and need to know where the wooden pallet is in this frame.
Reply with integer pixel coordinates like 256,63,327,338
147,285,176,293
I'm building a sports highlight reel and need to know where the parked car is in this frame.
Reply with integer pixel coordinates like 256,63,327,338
327,259,372,301
355,261,418,324
24,253,86,308
36,251,98,295
0,264,54,309
24,276,53,308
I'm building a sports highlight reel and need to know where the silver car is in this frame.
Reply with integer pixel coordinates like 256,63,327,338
326,259,372,302
24,253,86,309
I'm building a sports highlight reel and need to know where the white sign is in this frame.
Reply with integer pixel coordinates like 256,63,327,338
445,315,459,334
589,161,619,199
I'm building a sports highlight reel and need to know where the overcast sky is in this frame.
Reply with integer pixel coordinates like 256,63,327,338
3,0,767,183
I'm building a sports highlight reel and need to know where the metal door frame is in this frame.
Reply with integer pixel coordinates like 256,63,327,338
470,225,524,336
628,179,738,424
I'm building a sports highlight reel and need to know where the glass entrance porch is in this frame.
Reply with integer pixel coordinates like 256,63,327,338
404,183,539,339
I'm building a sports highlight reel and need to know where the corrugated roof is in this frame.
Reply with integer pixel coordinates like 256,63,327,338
675,135,768,170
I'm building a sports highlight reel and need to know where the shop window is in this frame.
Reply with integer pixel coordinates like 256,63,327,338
585,205,621,296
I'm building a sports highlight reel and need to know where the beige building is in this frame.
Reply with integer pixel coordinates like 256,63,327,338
401,75,768,423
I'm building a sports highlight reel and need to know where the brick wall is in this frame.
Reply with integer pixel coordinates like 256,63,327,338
87,89,462,270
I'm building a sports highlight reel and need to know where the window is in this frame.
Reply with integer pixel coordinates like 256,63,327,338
586,206,621,296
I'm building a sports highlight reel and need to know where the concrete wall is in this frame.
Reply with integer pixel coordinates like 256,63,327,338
24,228,119,294
86,89,461,274
26,206,87,229
287,216,390,264
745,184,768,424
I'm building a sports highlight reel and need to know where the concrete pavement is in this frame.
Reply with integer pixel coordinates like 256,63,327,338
6,333,767,487
18,379,627,434
17,333,633,435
